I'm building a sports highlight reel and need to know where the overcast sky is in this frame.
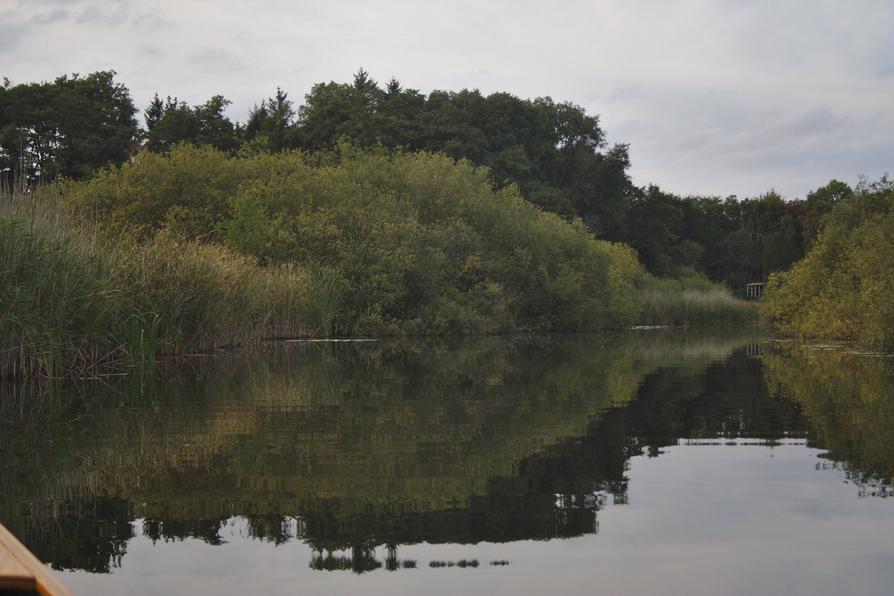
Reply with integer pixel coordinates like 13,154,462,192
3,0,892,198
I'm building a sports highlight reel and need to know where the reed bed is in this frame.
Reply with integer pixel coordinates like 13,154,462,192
0,191,334,379
637,273,758,327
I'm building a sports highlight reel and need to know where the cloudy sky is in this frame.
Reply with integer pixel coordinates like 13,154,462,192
3,0,892,198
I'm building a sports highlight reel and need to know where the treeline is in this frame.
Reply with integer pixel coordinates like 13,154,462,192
0,70,853,288
0,71,137,182
767,177,894,349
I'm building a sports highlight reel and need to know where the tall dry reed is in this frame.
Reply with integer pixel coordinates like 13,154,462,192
636,273,758,327
0,191,334,379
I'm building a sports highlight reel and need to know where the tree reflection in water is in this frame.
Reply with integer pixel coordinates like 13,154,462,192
0,332,890,574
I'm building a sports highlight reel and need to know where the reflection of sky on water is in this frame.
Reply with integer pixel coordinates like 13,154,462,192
60,443,894,596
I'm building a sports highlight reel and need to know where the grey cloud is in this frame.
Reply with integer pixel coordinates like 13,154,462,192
73,1,131,26
138,44,166,59
0,23,24,53
71,2,172,32
28,8,70,25
132,12,175,32
605,81,891,197
74,5,103,24
187,48,250,74
768,107,845,137
16,0,78,8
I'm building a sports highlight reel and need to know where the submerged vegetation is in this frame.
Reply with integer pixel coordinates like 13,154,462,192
766,178,894,349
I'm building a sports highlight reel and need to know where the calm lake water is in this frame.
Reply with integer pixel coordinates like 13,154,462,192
2,330,893,595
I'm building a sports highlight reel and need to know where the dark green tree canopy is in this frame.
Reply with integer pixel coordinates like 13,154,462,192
245,87,295,152
0,70,138,184
143,94,240,153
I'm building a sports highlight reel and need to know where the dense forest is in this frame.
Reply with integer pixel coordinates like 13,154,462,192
1,70,855,289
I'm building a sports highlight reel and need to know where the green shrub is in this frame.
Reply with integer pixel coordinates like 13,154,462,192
2,143,759,379
766,177,894,348
64,144,643,334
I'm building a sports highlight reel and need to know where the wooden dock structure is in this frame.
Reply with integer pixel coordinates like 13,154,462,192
745,282,767,299
0,523,70,595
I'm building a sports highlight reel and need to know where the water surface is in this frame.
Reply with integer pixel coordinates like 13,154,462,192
2,331,893,595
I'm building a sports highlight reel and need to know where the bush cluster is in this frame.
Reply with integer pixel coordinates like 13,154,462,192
766,178,894,348
64,144,643,336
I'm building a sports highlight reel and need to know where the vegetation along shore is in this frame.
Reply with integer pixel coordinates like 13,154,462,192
2,69,889,378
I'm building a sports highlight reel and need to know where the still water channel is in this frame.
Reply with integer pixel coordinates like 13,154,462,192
2,330,893,595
